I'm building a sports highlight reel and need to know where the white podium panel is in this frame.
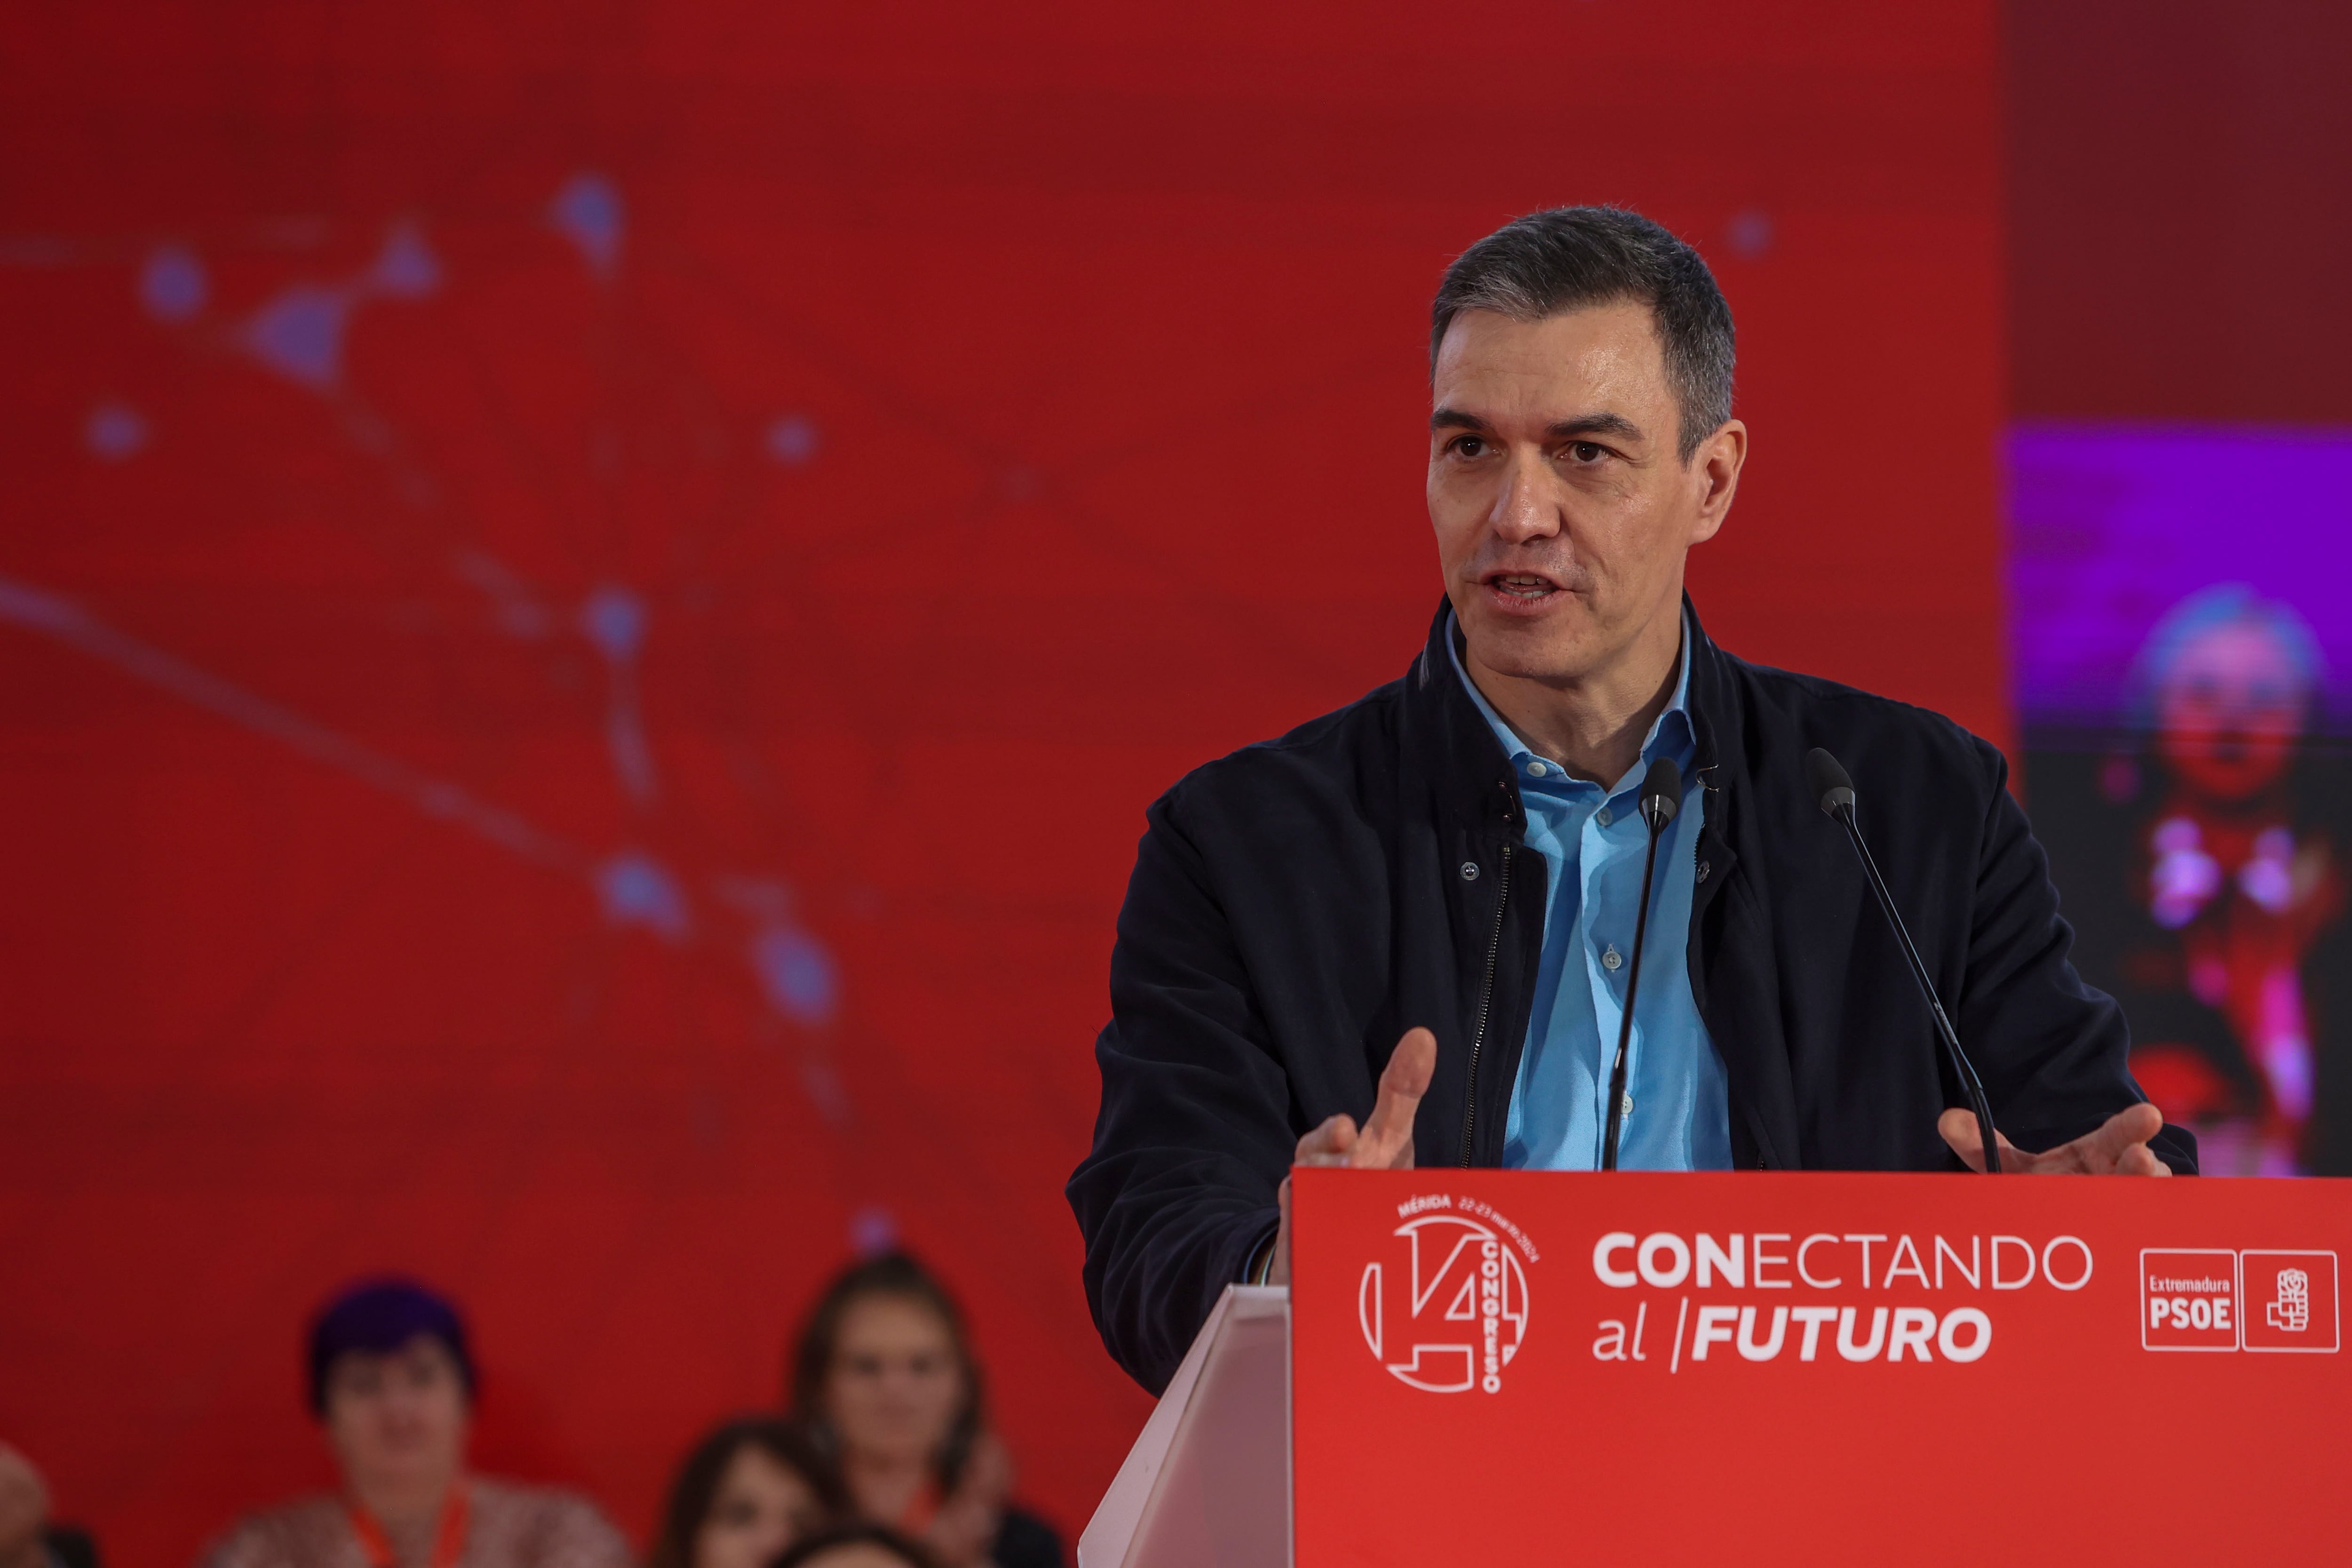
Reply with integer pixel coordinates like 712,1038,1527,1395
1078,1286,1288,1568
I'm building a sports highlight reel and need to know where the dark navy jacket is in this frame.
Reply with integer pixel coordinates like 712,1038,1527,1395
1068,597,2194,1393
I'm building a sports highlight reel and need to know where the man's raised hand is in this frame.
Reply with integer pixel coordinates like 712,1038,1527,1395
1937,1100,2174,1176
1295,1026,1438,1170
1267,1027,1437,1286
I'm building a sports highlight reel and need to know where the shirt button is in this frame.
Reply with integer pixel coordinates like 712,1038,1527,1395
1622,1093,1635,1117
1601,944,1622,971
1596,807,1613,827
1525,759,1549,778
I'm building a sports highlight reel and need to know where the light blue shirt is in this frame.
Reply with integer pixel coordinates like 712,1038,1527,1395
1450,617,1732,1170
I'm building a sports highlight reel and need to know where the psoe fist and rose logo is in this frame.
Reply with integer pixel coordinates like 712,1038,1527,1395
1358,1194,1536,1393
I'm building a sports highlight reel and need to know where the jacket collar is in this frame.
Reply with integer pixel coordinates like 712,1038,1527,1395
1680,595,1741,804
1407,599,1523,842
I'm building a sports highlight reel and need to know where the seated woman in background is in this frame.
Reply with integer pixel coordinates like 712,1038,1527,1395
647,1417,846,1568
787,1257,1062,1568
202,1278,630,1568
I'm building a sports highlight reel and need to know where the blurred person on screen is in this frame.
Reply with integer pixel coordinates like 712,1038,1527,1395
0,1445,100,1568
649,1417,847,1568
786,1257,1060,1568
768,1524,938,1568
2106,586,2346,1173
199,1279,630,1568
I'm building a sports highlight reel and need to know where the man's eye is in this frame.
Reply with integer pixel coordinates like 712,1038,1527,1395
1568,441,1604,463
1450,435,1486,457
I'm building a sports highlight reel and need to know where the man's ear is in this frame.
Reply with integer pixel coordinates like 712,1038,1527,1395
1686,418,1747,545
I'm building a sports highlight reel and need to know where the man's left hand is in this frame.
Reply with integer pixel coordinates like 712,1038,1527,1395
1937,1102,2174,1176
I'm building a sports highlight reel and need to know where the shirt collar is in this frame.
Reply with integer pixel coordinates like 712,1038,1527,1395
1446,609,1695,796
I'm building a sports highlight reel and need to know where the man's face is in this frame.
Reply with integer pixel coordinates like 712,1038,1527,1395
1428,302,1738,687
323,1335,470,1500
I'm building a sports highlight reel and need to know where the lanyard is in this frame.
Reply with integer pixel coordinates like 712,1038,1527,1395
348,1482,471,1568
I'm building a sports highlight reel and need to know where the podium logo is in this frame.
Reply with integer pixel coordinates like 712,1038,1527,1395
2140,1248,2338,1353
2243,1251,2338,1353
2140,1249,2237,1351
2269,1269,2311,1333
1359,1206,1533,1393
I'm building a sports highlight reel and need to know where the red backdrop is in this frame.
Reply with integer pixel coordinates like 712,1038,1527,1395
0,4,2004,1563
2006,0,2352,424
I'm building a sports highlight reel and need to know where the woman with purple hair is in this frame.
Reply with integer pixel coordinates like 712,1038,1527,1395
198,1279,630,1568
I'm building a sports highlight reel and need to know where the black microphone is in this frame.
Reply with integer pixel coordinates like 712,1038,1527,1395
1805,747,2002,1175
1600,755,1682,1171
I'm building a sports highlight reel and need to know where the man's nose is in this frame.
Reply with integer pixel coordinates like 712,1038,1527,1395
1488,450,1561,543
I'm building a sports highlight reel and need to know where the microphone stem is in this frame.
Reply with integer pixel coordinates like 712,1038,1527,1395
1832,804,2003,1175
1600,825,1665,1171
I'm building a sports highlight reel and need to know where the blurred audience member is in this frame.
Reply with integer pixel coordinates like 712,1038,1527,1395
0,1446,99,1568
650,1418,847,1568
788,1257,1061,1568
2117,586,2345,1172
201,1278,630,1568
771,1525,937,1568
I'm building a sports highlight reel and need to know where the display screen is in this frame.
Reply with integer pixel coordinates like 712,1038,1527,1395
2010,425,2352,1175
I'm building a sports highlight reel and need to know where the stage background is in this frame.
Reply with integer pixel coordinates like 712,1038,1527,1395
13,0,2293,1560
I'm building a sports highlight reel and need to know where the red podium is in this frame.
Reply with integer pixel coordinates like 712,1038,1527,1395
1081,1169,2351,1566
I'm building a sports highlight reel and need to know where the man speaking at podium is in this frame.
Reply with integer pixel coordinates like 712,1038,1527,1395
1067,207,2196,1393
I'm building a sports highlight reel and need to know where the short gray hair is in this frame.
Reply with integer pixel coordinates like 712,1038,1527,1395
1431,206,1735,463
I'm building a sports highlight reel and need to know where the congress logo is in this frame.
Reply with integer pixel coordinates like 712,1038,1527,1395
1359,1198,1534,1393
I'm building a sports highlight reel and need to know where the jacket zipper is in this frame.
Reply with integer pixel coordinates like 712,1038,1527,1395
1459,842,1513,1167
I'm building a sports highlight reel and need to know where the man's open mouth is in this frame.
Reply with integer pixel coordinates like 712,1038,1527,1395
1484,571,1563,601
